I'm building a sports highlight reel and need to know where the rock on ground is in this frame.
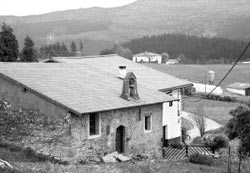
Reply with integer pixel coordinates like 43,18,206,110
0,159,13,169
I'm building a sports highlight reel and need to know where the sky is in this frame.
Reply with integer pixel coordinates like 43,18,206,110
0,0,137,16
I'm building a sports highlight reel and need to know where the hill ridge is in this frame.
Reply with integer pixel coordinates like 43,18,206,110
0,0,250,54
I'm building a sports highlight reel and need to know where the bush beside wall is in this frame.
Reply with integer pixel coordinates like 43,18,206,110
189,153,214,166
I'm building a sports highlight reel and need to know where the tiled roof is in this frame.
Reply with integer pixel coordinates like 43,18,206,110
0,63,176,115
226,83,250,89
50,55,192,91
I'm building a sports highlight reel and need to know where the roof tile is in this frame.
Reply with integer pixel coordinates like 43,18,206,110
0,63,175,115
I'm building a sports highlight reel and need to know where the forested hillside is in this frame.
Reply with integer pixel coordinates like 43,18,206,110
123,34,250,64
0,0,250,55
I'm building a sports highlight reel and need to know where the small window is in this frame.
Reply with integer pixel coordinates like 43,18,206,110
169,101,173,107
137,108,142,121
246,88,250,96
89,113,100,136
144,114,152,132
166,91,172,95
22,87,27,93
106,125,110,135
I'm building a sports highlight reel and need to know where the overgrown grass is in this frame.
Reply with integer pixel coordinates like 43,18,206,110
0,158,229,173
189,153,214,166
2,145,250,173
0,143,63,164
0,145,40,163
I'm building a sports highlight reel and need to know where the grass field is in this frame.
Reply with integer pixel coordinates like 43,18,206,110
182,96,242,125
144,63,249,124
145,64,250,88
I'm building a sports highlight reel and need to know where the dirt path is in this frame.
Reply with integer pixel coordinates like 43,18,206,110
182,111,222,144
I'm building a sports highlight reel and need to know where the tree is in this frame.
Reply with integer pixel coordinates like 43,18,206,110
193,103,206,137
161,52,169,63
70,41,77,55
115,45,133,60
61,42,69,56
177,54,191,64
122,33,250,64
79,40,83,52
0,23,19,62
20,36,37,62
99,44,133,60
100,48,114,55
226,106,250,173
39,42,70,58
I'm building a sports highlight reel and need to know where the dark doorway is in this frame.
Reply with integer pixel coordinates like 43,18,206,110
246,88,250,96
163,125,168,147
116,125,125,153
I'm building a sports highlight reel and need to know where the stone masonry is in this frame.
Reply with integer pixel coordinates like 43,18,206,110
71,104,163,162
0,76,164,163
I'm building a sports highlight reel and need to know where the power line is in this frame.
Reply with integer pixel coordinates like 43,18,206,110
191,41,250,102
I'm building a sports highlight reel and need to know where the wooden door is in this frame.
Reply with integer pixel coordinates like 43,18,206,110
163,125,168,147
116,126,125,153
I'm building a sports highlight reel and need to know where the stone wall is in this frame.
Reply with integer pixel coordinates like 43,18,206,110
0,77,68,119
0,77,73,162
71,103,163,162
0,107,73,162
0,76,164,163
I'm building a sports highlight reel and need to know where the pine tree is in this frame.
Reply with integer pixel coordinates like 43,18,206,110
61,43,69,56
20,36,37,62
70,41,77,55
80,40,83,52
0,23,19,62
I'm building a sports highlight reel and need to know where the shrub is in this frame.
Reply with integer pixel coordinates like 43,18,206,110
0,168,19,173
189,153,214,166
192,137,204,145
192,93,238,103
170,143,183,149
212,135,229,150
205,135,228,152
23,147,35,159
181,127,188,143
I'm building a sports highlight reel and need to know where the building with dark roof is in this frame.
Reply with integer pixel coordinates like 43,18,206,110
0,61,180,162
45,54,193,145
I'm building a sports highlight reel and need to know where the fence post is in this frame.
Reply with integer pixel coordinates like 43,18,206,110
185,145,188,157
228,146,231,173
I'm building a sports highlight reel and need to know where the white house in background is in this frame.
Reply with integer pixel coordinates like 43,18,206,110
133,51,162,64
226,83,250,96
43,54,193,144
193,83,223,95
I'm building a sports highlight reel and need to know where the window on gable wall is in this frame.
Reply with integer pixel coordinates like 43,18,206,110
144,114,152,131
246,88,250,96
137,108,142,121
89,113,100,136
169,101,173,107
